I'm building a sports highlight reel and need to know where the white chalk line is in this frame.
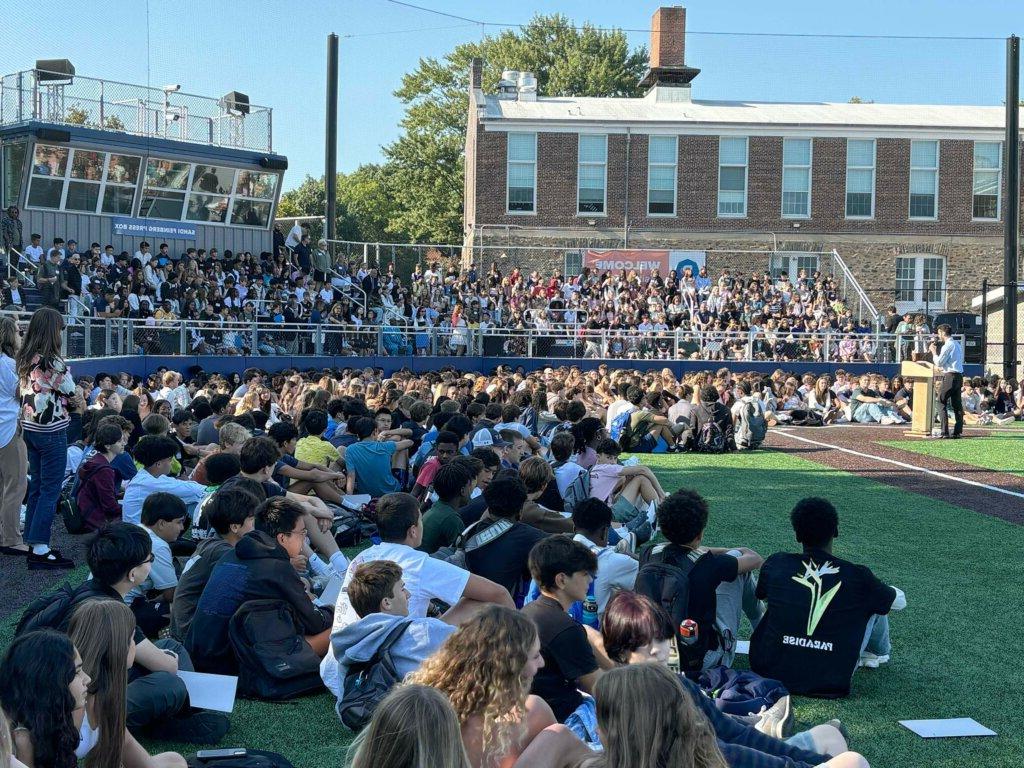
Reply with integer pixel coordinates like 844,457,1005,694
771,429,1024,502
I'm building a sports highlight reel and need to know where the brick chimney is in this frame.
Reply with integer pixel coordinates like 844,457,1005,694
640,6,700,100
650,7,686,69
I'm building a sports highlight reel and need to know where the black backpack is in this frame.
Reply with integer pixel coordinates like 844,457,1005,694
187,750,294,768
16,583,77,636
634,544,713,674
338,620,411,732
228,600,325,701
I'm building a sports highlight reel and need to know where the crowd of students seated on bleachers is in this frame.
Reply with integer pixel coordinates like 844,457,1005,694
4,349,987,766
1,213,920,362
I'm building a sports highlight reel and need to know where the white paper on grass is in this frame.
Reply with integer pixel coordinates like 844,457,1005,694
898,718,996,738
178,671,238,713
734,640,750,655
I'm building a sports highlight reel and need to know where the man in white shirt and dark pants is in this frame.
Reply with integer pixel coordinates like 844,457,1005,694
930,323,964,439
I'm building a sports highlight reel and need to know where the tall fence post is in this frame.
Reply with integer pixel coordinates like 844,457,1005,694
980,279,989,372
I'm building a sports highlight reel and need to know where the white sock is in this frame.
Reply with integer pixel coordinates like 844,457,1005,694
31,544,50,556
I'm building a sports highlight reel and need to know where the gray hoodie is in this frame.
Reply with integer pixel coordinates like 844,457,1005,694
326,612,455,699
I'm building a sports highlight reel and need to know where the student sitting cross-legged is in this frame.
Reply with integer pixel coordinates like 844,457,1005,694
750,497,905,698
652,489,764,672
186,497,334,675
327,560,456,704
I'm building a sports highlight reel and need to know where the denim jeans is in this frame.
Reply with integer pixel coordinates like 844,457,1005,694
23,427,68,546
703,549,764,671
861,613,892,656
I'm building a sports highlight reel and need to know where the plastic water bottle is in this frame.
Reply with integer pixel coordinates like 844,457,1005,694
679,619,699,647
582,596,599,629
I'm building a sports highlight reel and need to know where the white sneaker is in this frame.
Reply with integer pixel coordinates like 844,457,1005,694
858,652,890,668
879,416,897,426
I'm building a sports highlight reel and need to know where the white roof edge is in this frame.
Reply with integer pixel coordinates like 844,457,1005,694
970,285,1024,310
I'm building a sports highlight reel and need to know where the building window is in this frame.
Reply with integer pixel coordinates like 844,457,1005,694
909,140,939,219
230,171,278,227
972,141,1001,220
506,132,536,214
577,134,607,214
895,255,945,312
781,138,811,218
717,137,747,217
186,165,235,223
647,135,677,216
769,252,819,283
25,144,70,210
25,145,142,216
101,155,141,215
139,159,192,220
845,139,875,218
2,142,28,209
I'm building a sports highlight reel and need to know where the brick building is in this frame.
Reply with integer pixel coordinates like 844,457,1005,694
463,6,1022,314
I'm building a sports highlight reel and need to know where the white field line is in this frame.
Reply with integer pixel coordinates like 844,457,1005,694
772,429,1024,501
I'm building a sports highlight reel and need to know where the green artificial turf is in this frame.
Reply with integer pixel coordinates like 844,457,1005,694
5,452,1022,767
882,436,1024,476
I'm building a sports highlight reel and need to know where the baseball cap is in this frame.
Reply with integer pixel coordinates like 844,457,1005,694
471,428,508,450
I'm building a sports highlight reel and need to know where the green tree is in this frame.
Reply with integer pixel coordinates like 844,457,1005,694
65,106,90,124
384,14,647,242
278,164,401,242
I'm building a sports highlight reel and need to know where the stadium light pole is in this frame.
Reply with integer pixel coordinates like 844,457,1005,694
1004,35,1020,380
326,33,340,243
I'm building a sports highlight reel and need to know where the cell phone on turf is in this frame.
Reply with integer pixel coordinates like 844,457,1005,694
196,748,247,760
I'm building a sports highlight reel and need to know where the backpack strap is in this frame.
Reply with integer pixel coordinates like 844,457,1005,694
462,518,514,553
358,620,411,673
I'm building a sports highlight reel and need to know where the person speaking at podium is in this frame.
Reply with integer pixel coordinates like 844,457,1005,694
929,324,964,439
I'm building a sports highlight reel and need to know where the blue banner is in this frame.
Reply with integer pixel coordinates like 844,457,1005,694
111,217,198,240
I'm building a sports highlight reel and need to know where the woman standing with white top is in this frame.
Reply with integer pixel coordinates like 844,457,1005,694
0,316,27,557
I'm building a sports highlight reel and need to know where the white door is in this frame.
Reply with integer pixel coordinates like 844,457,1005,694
894,255,945,314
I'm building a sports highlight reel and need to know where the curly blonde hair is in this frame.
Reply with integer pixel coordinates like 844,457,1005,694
407,606,535,767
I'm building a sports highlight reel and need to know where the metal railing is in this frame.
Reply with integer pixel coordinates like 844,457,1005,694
59,316,963,366
826,249,880,325
1,69,273,152
2,246,36,286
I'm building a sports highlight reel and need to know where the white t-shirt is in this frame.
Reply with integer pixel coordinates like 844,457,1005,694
24,244,44,264
285,224,303,249
605,399,632,431
121,470,206,525
125,526,177,602
553,460,586,496
333,542,470,632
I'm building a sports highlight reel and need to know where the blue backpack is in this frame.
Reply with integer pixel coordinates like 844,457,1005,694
609,407,636,443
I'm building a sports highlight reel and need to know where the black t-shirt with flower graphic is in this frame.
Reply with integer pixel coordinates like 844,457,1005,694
750,548,895,698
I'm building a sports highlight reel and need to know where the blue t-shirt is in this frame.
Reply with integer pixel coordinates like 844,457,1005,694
345,440,399,497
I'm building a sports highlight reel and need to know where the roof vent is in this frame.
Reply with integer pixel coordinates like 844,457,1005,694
498,70,520,99
517,72,537,102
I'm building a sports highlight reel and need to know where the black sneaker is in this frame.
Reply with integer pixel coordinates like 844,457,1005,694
152,711,230,745
27,549,75,570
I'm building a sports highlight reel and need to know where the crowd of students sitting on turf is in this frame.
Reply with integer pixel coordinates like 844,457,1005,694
0,352,924,767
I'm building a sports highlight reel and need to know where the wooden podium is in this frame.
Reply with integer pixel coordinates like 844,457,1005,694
901,360,937,436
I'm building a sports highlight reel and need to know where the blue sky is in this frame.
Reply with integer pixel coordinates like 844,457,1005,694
1,0,1016,190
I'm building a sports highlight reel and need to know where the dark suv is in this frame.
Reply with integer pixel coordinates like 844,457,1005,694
933,312,983,364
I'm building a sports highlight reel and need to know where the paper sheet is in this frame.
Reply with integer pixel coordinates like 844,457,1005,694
898,718,996,738
316,573,344,607
734,640,750,655
178,671,238,713
341,494,371,511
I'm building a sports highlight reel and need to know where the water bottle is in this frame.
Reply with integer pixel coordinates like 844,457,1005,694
581,595,599,629
679,618,699,647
